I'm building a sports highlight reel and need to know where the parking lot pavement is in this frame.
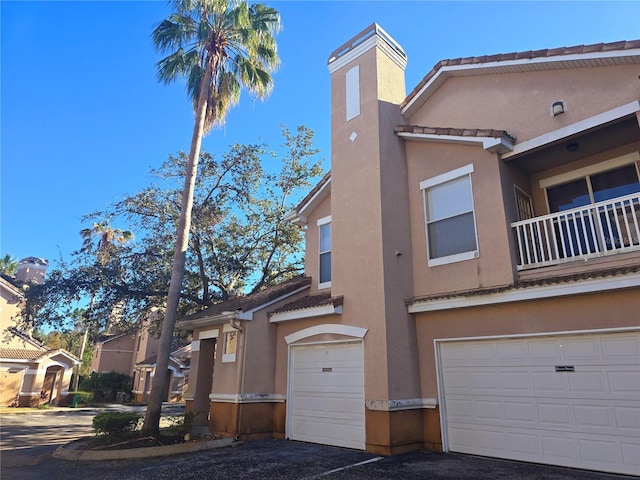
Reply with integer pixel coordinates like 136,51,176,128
3,437,635,480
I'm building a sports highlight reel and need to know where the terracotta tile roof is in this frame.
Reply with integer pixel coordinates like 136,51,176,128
406,264,640,306
0,347,46,361
402,39,640,113
269,292,343,315
395,125,516,143
180,275,312,322
34,348,80,363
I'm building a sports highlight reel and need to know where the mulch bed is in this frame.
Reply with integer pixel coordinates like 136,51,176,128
69,434,191,451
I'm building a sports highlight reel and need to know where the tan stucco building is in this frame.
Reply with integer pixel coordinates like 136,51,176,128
179,25,640,476
0,259,79,407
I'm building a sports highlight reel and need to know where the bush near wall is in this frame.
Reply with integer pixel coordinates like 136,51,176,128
92,412,142,437
80,372,132,402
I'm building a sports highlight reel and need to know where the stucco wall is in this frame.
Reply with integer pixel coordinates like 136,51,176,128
414,287,640,399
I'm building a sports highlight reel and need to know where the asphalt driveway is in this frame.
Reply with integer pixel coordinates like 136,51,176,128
1,406,635,479
3,436,635,480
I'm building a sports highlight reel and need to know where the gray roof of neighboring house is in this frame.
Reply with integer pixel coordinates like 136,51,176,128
180,275,312,323
136,343,191,368
269,292,344,316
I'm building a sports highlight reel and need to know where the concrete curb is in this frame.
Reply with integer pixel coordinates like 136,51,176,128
53,437,240,461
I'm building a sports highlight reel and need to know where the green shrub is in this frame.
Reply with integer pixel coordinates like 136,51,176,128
92,412,142,437
80,372,132,402
68,391,94,406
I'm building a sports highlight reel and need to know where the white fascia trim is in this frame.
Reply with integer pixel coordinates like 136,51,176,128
0,359,32,365
0,363,28,371
398,132,513,154
284,211,307,226
270,304,342,323
409,272,640,313
235,285,311,321
198,328,220,340
179,312,236,330
503,100,640,160
294,178,331,226
328,28,407,74
209,393,286,404
285,324,368,344
366,398,438,411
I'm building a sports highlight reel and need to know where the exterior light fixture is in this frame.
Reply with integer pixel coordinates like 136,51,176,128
566,142,579,152
552,101,565,116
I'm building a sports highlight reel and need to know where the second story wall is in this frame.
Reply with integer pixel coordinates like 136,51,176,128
406,142,516,296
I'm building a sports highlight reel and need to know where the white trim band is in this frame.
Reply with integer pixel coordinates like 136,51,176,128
366,398,438,411
208,393,286,404
409,272,640,313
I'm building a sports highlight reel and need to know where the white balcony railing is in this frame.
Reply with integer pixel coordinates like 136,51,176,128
512,192,640,270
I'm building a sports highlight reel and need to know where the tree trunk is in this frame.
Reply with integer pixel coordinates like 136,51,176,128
141,61,214,436
72,328,88,392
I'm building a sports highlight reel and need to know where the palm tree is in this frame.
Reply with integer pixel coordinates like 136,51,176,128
0,254,18,276
143,0,280,435
73,222,134,391
80,221,134,267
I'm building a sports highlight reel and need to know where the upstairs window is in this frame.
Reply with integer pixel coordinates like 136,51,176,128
421,164,479,266
318,216,331,288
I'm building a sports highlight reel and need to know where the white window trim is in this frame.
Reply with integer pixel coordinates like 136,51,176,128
421,164,479,267
222,323,237,363
346,65,360,121
317,215,332,289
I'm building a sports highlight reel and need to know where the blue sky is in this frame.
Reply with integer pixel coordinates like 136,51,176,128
2,1,639,271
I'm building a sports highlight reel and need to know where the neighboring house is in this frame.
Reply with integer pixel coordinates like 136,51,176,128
132,343,190,404
91,319,161,379
0,259,79,407
179,25,640,476
91,310,190,404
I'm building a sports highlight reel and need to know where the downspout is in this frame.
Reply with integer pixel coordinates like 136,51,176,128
230,316,245,440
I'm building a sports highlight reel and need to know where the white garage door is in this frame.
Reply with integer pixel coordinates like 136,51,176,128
288,342,365,449
438,331,640,476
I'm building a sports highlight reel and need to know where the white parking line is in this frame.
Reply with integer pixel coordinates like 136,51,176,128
308,456,384,478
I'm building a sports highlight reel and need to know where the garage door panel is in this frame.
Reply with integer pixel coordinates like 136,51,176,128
444,365,639,401
289,343,365,450
448,395,637,435
622,443,640,469
440,331,640,475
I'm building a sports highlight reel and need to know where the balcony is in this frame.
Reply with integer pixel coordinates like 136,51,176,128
512,192,640,270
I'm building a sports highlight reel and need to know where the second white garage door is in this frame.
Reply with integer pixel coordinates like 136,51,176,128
438,330,640,476
288,342,365,449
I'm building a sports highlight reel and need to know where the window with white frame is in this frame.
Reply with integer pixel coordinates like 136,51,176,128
222,324,238,363
318,216,331,288
421,164,478,266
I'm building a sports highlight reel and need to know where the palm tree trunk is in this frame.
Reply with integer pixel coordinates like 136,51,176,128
141,61,214,436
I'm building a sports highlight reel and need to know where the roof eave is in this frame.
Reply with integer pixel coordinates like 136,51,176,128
401,48,640,118
177,311,237,331
396,131,514,154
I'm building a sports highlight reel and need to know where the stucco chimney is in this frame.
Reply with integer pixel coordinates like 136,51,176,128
16,257,49,285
